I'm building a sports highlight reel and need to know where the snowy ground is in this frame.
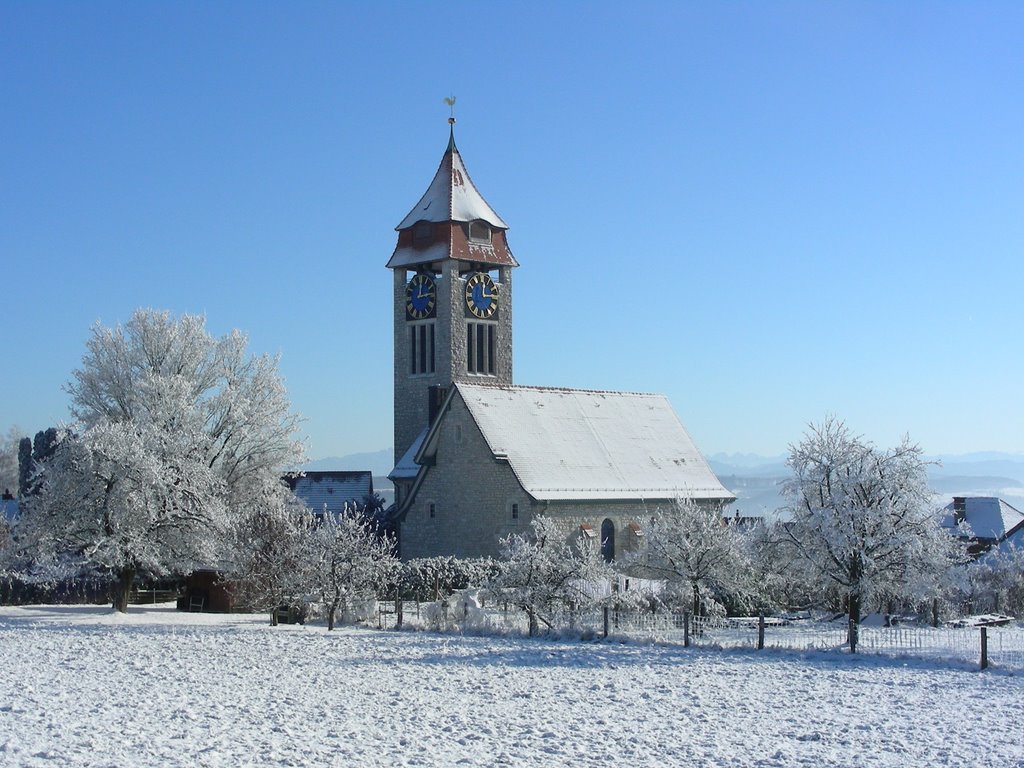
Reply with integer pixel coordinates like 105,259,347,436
1,604,1022,767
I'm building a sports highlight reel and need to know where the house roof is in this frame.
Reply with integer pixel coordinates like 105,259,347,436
395,129,508,230
421,383,734,503
284,471,374,514
940,497,1024,541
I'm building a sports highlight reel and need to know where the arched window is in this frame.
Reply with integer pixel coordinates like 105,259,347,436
468,220,491,243
600,519,615,563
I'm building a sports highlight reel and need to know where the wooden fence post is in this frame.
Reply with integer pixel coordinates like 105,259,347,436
758,612,765,650
683,610,691,648
396,591,403,629
603,607,609,639
980,627,989,670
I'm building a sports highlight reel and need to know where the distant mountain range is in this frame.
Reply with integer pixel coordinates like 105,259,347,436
303,450,1024,517
303,449,394,478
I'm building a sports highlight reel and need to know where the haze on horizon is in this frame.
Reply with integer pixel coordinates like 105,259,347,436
2,3,1021,461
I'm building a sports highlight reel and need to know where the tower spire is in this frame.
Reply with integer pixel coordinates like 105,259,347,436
444,95,457,152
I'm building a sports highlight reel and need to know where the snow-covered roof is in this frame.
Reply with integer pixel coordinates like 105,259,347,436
940,497,1024,541
390,428,428,481
385,242,452,271
432,383,734,502
395,131,508,230
285,472,373,514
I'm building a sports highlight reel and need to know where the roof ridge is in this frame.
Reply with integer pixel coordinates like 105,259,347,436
455,381,663,398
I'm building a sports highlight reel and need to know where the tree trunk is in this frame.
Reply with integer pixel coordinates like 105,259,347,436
848,593,861,653
112,567,135,613
327,602,338,631
692,581,701,617
527,606,538,637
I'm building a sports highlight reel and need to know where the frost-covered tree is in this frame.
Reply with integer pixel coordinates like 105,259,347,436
302,507,399,630
749,518,820,613
0,426,23,496
965,541,1024,616
17,437,32,498
16,309,304,612
780,418,962,650
489,516,610,636
623,496,753,616
229,491,310,624
19,425,224,606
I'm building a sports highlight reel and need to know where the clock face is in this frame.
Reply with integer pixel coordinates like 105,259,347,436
465,273,498,319
406,274,436,320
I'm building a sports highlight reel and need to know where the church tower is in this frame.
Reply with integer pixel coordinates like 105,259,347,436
387,122,518,489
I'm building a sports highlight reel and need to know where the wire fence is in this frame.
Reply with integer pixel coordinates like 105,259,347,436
603,611,1024,670
381,599,1024,671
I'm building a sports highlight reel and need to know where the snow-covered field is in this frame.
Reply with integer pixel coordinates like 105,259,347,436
1,604,1022,767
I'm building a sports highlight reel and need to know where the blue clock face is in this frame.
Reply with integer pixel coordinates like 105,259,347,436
465,273,497,319
406,274,436,319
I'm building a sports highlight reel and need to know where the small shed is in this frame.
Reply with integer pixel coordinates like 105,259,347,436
177,569,236,613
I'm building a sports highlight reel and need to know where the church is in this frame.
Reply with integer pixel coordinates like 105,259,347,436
387,121,733,561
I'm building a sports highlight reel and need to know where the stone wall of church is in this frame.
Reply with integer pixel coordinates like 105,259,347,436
399,393,534,560
530,501,656,558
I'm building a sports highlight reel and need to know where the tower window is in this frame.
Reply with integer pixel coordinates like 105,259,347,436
511,503,519,520
410,323,435,375
413,221,433,246
428,503,436,519
468,220,491,243
466,323,495,375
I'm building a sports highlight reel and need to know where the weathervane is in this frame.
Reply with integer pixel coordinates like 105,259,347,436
444,95,457,125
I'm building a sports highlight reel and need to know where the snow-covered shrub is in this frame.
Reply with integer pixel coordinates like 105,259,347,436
400,557,497,602
299,508,399,631
620,496,754,617
420,589,494,634
489,516,611,637
229,493,312,624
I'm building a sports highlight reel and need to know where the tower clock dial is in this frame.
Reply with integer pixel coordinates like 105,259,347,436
406,273,436,319
465,272,498,319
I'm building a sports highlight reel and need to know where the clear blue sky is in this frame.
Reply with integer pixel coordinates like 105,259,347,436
2,2,1022,460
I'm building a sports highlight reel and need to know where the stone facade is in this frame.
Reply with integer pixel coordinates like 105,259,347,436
392,256,514,469
399,393,528,559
